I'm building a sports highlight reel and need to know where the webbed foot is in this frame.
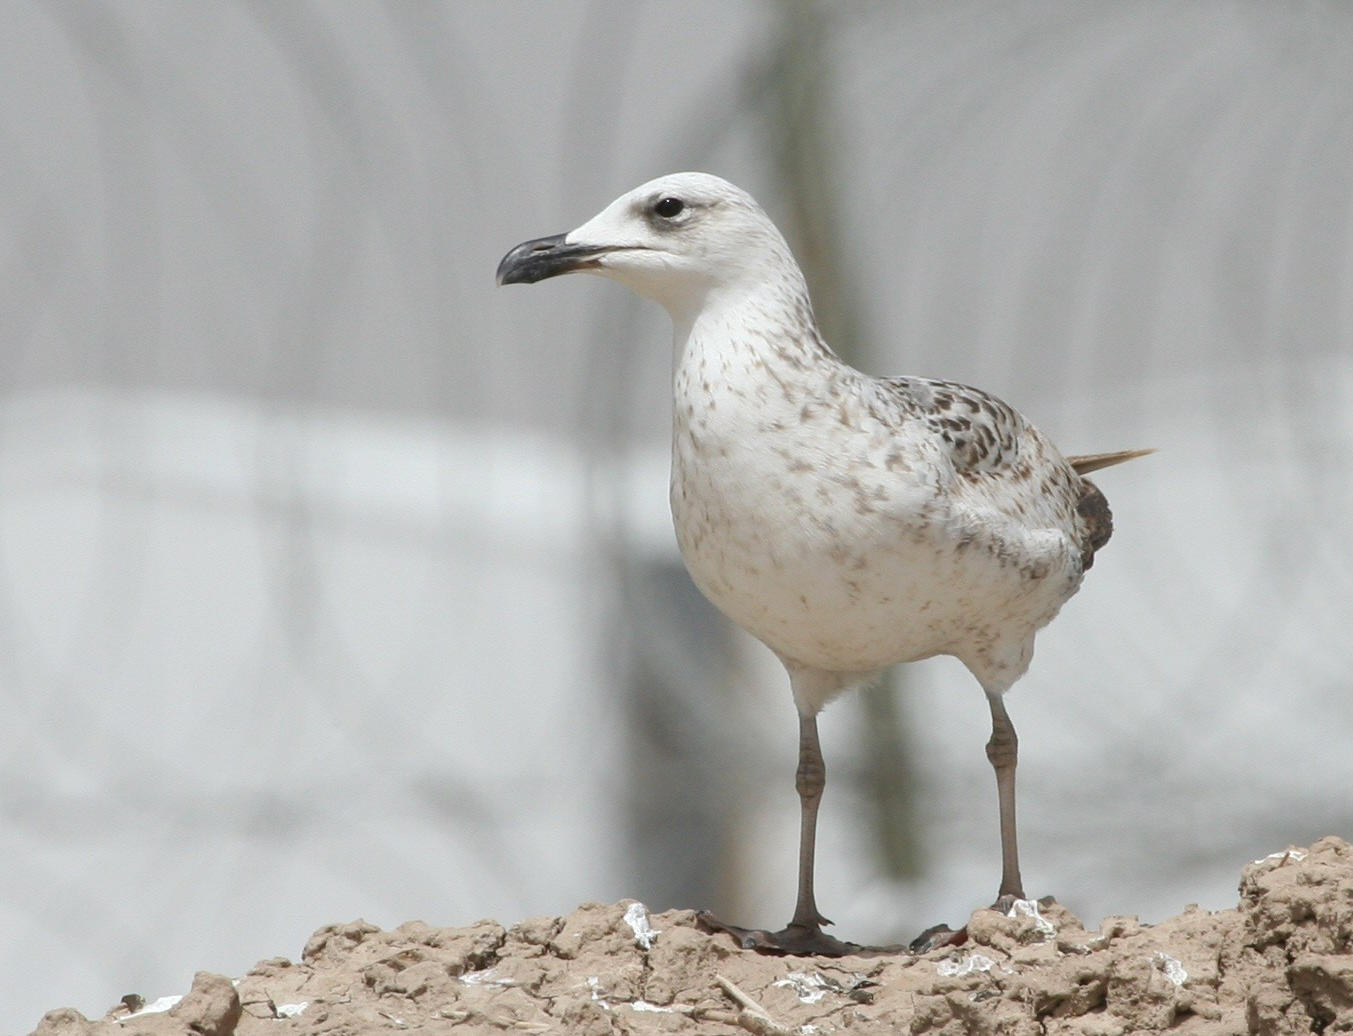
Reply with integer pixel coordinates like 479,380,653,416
697,911,859,957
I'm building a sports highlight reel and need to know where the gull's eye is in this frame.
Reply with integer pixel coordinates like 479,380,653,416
653,196,685,219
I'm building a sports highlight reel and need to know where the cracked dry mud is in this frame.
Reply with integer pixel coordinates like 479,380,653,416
31,837,1353,1035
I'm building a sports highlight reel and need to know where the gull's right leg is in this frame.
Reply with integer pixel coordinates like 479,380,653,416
698,712,857,956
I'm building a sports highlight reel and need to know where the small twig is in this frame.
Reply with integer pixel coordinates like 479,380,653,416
738,1016,795,1036
716,975,766,1016
715,974,794,1035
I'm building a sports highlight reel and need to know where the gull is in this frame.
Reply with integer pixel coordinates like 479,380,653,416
497,172,1150,956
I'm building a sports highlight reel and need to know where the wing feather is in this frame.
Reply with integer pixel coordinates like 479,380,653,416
1066,448,1156,475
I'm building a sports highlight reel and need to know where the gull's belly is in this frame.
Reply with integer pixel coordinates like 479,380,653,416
671,432,1078,675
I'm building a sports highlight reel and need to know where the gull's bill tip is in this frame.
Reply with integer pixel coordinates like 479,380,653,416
496,233,606,285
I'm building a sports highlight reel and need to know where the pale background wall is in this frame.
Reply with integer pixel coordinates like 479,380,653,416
3,2,1352,1031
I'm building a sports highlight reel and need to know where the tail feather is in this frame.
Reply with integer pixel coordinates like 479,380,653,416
1067,448,1156,475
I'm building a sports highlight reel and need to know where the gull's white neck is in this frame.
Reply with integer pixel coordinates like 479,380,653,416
668,270,836,376
667,276,849,456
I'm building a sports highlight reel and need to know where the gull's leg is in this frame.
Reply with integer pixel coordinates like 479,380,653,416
985,690,1026,906
788,713,830,928
911,688,1028,954
697,712,856,956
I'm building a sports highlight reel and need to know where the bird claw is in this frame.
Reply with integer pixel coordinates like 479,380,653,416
909,922,968,954
697,910,860,957
990,892,1025,914
909,891,1052,953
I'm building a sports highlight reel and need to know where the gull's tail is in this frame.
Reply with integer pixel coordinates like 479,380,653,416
1067,448,1156,476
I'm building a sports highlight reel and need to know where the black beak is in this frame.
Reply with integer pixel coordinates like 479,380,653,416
496,234,608,285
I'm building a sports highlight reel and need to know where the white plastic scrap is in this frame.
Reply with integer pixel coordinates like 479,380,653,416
275,1002,308,1019
773,971,832,1005
459,967,513,987
1253,848,1308,867
624,901,660,950
117,995,182,1023
586,976,612,1010
1153,952,1188,986
588,973,680,1015
1007,898,1057,939
936,953,997,978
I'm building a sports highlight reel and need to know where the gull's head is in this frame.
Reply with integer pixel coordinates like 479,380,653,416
496,172,798,318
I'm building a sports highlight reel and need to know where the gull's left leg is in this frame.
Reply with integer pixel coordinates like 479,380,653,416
985,688,1026,907
911,684,1029,954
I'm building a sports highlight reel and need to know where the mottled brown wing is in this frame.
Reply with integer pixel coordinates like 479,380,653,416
884,379,1154,570
883,377,1027,474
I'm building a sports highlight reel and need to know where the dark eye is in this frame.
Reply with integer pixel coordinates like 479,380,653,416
653,196,685,219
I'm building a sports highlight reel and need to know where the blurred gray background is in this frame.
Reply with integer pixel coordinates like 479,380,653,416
4,1,1352,1030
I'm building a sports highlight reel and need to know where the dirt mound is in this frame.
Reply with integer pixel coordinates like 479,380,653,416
31,837,1353,1035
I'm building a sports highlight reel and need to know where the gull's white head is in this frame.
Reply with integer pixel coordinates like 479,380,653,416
497,172,801,321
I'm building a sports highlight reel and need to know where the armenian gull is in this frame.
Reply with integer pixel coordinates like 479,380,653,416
497,172,1150,956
